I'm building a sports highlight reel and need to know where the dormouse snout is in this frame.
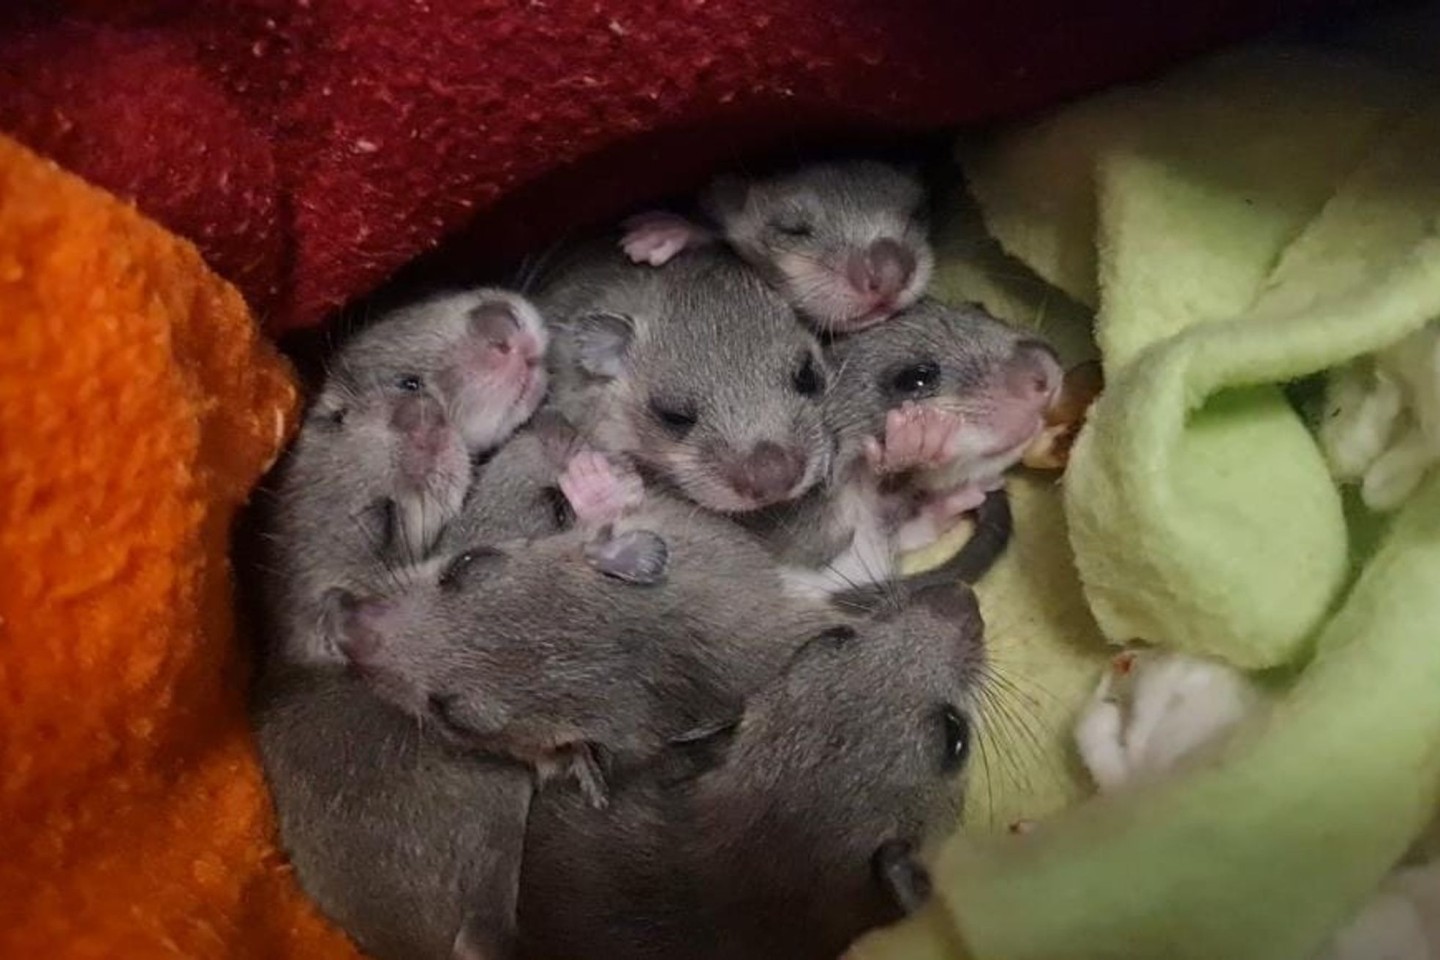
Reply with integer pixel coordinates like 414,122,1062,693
911,583,983,641
846,238,916,304
725,441,806,505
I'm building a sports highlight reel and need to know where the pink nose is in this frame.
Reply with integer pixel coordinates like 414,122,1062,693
1005,340,1063,410
726,441,805,504
845,238,915,302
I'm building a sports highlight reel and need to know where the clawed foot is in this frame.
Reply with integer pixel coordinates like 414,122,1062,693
863,402,966,476
620,211,710,266
558,450,644,528
888,483,987,555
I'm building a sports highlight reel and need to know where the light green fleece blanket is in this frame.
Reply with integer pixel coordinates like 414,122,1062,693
863,33,1440,960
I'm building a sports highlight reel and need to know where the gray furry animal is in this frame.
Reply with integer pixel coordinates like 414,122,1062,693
515,582,987,960
742,296,1061,597
251,664,531,960
260,289,548,664
621,159,933,335
538,243,835,514
325,489,845,800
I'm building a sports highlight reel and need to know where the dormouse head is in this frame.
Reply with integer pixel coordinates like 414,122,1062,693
558,251,836,513
827,298,1062,483
331,288,550,456
703,160,934,334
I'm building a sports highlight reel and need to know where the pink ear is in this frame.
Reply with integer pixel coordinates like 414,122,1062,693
583,528,669,585
467,301,520,346
321,588,397,660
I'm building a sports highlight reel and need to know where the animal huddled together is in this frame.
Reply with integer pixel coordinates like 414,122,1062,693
248,158,1062,960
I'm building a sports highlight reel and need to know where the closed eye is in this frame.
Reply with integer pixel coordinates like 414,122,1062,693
768,211,814,239
649,398,699,437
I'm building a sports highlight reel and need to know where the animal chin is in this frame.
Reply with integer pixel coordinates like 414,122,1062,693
456,370,540,445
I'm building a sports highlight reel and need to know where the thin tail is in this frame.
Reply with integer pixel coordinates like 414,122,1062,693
833,488,1012,610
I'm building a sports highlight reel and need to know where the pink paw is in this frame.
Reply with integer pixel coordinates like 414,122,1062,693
558,450,644,527
863,402,966,475
620,211,709,266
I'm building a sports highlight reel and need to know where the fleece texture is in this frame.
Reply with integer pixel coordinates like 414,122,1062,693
854,34,1440,960
0,134,359,960
0,2,1390,958
0,0,1338,335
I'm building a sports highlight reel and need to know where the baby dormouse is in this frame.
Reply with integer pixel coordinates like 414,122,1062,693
539,243,834,515
263,289,550,664
516,582,987,960
621,159,933,335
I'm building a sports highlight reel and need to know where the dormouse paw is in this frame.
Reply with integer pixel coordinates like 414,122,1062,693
863,402,966,476
619,211,711,266
558,450,644,528
1074,648,1262,792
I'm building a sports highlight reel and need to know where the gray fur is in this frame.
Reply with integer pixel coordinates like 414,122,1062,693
516,583,987,960
740,297,1058,588
330,492,844,783
702,160,934,333
538,243,835,514
823,297,1059,477
251,664,531,960
262,289,549,665
436,412,583,551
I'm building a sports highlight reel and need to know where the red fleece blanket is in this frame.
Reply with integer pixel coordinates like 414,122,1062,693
0,0,1333,335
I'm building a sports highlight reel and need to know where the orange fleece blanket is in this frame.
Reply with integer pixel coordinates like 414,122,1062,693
0,135,359,959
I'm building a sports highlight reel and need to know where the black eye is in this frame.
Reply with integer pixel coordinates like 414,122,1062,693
791,354,825,397
327,406,348,427
938,704,970,773
887,361,941,399
649,399,698,437
542,486,575,530
396,374,423,392
437,547,500,591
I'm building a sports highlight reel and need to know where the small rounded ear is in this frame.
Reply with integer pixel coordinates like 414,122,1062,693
568,312,634,379
871,838,932,916
466,300,520,344
583,528,669,585
700,173,750,223
319,587,375,658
